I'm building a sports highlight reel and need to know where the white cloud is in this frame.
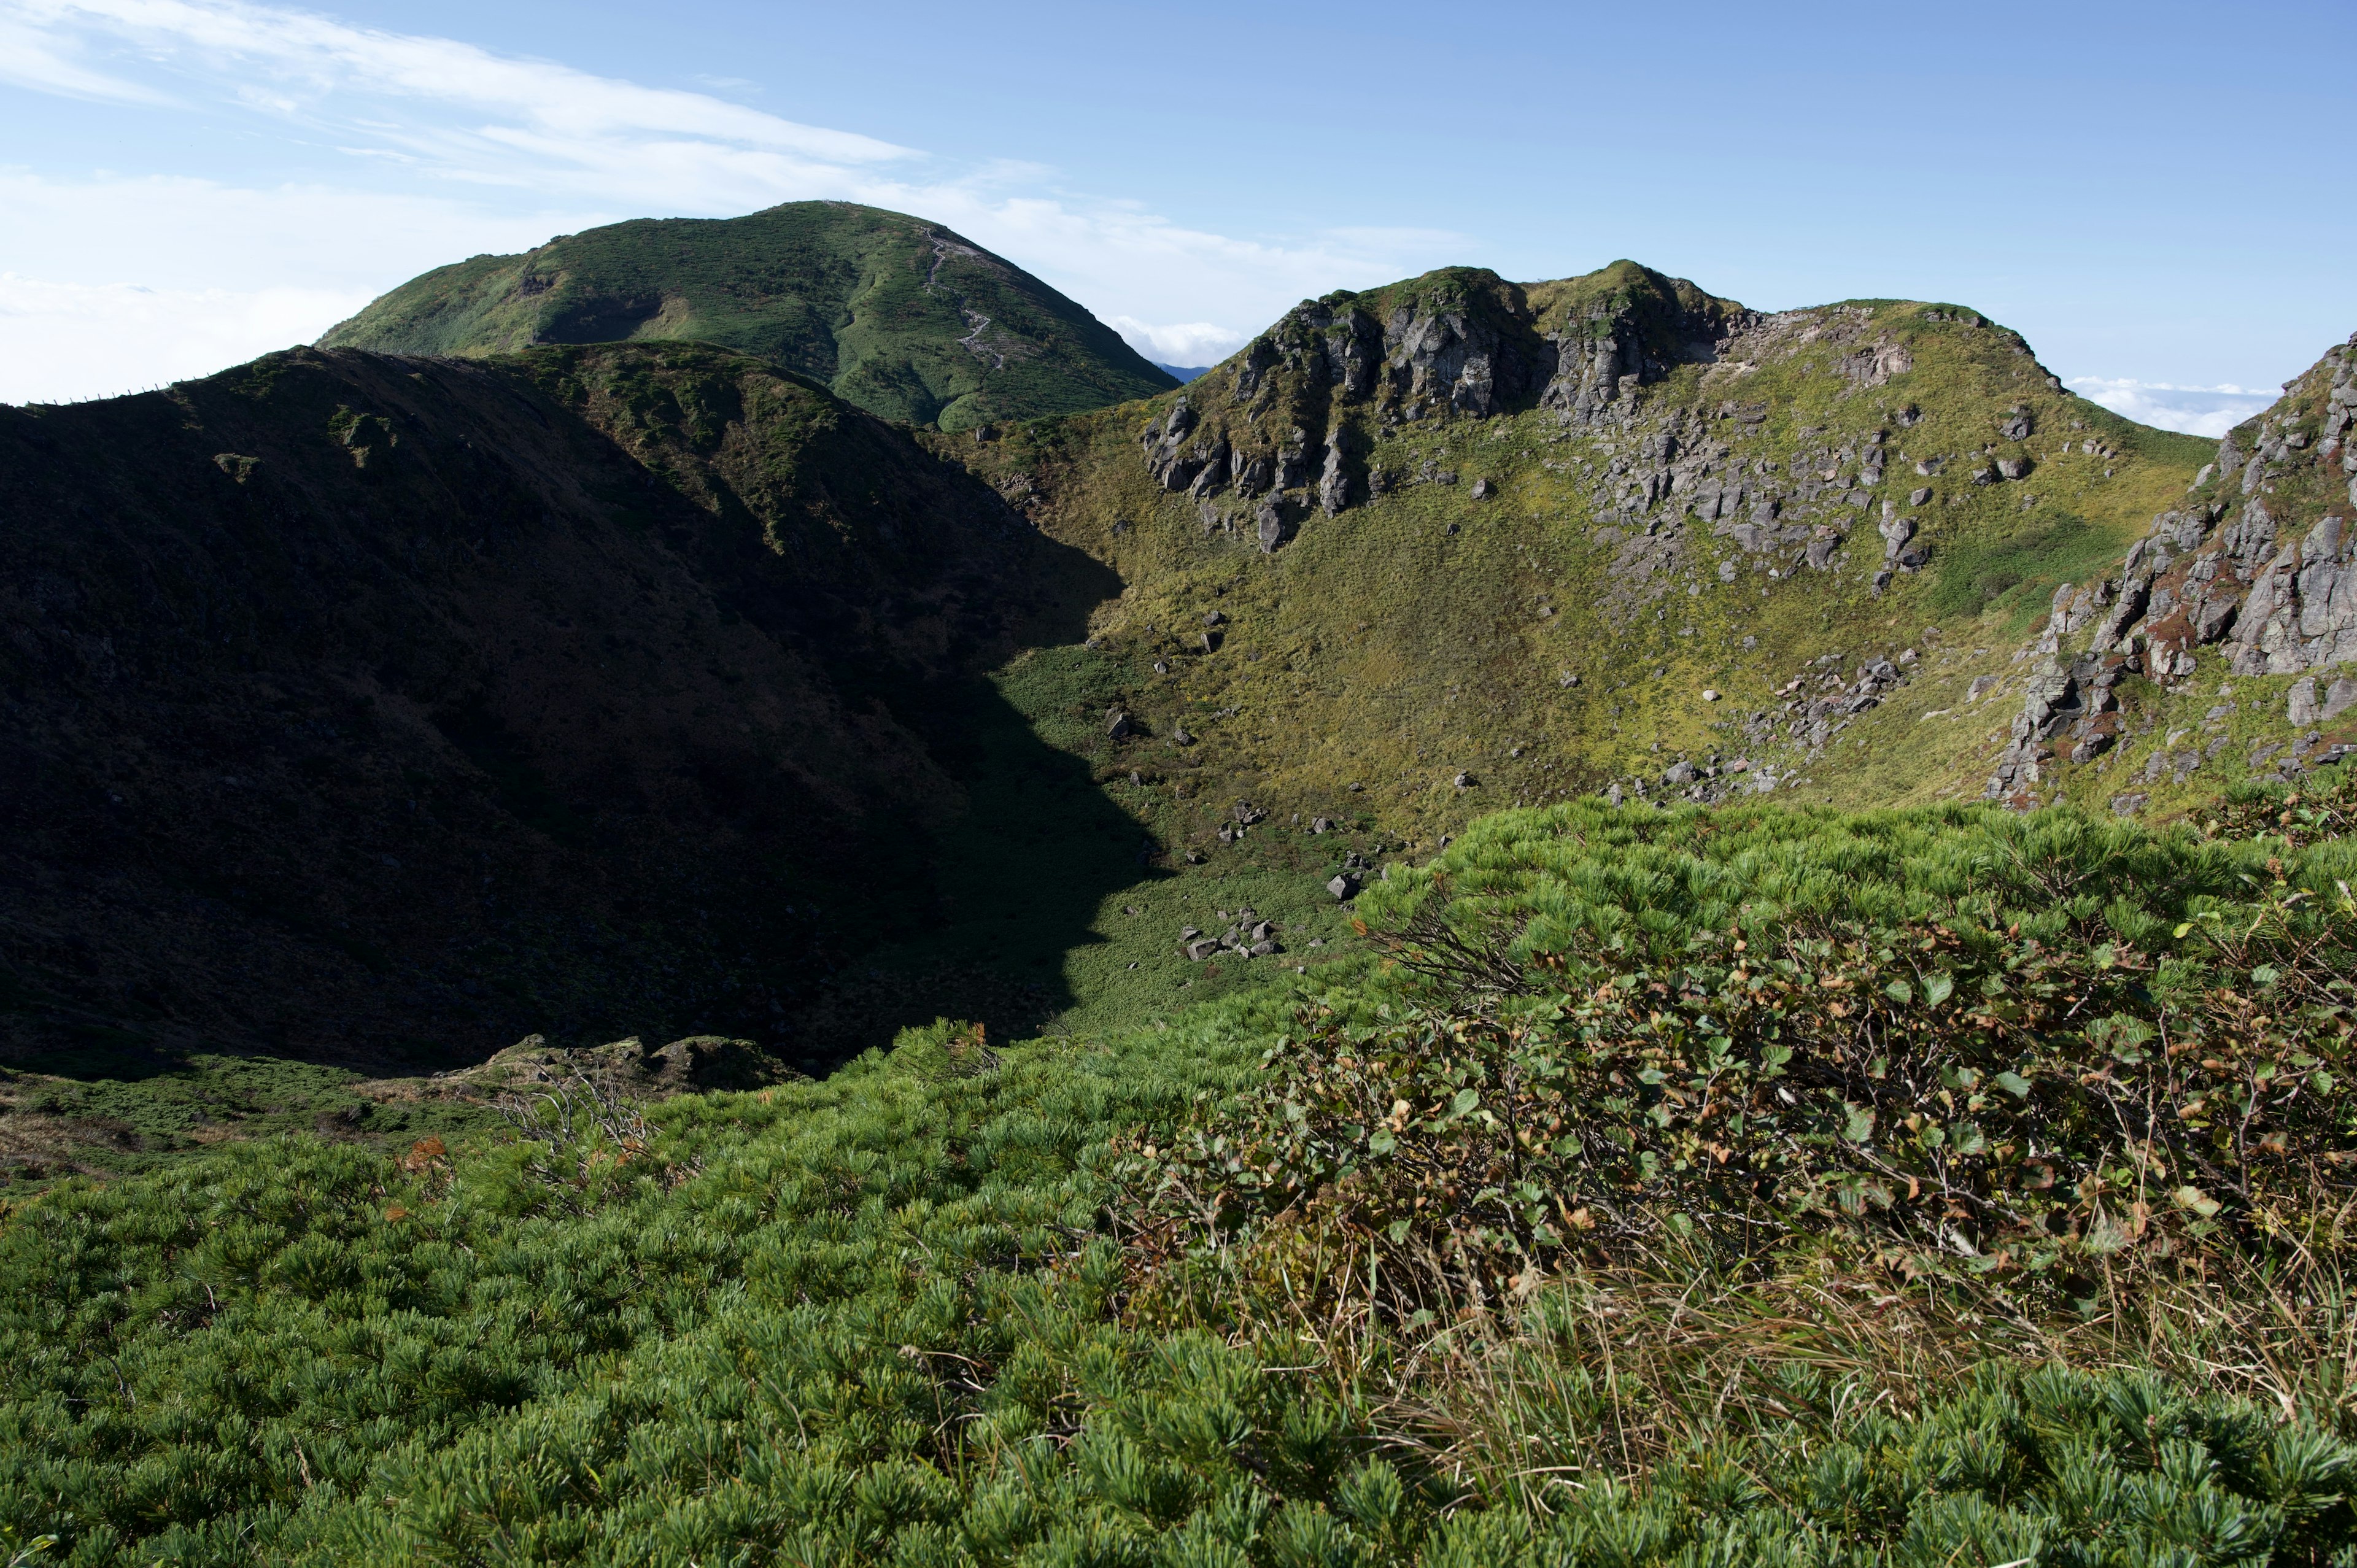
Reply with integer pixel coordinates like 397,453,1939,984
0,171,602,403
0,272,367,402
0,169,598,292
0,12,160,100
12,0,913,171
2066,375,2278,439
0,0,1462,403
1108,317,1245,369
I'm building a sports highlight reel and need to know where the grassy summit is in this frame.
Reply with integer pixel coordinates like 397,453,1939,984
318,202,1177,430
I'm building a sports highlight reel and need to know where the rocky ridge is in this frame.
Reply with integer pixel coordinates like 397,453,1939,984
1132,263,2073,628
1986,332,2357,805
1137,263,1746,550
989,255,2187,850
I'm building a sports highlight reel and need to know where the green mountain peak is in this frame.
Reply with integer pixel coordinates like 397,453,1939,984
317,200,1177,430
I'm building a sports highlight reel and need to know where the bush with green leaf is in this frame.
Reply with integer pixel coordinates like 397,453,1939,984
1126,800,2357,1313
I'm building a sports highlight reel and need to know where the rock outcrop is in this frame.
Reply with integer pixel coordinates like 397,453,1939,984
434,1032,794,1099
1136,263,1747,538
1985,330,2357,801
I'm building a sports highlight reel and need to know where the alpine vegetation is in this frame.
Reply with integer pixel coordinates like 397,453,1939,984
6,200,2357,1566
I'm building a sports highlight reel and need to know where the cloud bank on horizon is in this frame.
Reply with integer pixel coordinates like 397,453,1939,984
2065,377,2282,440
0,0,2288,438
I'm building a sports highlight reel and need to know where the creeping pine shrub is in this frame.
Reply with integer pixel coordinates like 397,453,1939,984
10,805,2357,1563
1124,800,2357,1314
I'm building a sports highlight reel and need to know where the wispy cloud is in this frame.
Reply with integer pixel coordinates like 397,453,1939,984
1108,317,1246,369
2066,375,2278,439
0,0,1461,403
0,11,161,100
13,0,913,175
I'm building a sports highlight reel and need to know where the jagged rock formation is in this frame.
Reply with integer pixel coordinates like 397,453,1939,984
1140,269,1753,538
319,202,1175,430
1986,331,2357,802
1130,262,2068,646
1138,265,1744,545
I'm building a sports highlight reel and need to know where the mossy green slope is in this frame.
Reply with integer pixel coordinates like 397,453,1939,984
947,261,2213,863
317,202,1177,430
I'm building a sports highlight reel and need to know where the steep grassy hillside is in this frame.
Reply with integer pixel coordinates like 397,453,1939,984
319,203,1177,430
946,262,2216,859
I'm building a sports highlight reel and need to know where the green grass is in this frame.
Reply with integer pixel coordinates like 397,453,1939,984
0,1041,494,1188
4,792,2357,1562
794,642,1379,1050
1924,504,2118,627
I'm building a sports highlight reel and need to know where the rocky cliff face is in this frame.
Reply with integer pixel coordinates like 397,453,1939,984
1137,263,1749,550
1986,332,2357,802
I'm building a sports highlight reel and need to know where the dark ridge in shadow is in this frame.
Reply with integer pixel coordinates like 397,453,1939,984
0,342,1135,1081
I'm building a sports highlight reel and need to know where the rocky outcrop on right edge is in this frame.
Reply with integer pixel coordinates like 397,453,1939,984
1984,329,2357,803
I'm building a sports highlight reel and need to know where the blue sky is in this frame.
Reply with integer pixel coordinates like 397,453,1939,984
3,0,2350,433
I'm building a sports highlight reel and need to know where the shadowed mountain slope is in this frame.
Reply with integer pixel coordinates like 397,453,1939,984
0,342,1132,1083
318,202,1178,430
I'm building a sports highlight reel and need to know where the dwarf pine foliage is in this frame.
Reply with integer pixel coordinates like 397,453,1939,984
7,801,2357,1564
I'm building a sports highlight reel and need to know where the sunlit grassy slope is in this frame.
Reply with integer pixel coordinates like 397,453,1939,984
318,201,1177,430
946,275,2211,857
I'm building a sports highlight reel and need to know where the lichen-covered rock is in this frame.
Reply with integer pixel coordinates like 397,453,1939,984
2227,514,2357,675
1317,431,1352,516
1256,501,1286,553
449,1033,792,1099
